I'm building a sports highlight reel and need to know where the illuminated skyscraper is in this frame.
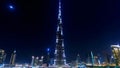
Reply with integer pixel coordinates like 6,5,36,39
94,56,98,65
31,56,35,66
0,49,6,64
76,54,81,67
87,54,91,64
9,50,16,65
91,51,94,66
34,57,39,66
54,0,66,66
39,56,44,66
111,45,120,65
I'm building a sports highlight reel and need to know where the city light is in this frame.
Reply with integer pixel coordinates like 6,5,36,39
47,48,50,52
9,5,14,9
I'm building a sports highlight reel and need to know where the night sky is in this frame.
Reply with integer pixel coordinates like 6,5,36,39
0,0,120,63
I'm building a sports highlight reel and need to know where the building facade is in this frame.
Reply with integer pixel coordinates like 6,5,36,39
0,49,6,64
54,0,66,67
111,45,120,65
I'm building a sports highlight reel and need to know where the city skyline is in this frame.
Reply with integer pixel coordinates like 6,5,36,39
0,0,120,63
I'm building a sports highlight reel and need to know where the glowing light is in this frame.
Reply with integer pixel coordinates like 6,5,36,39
56,39,58,43
61,30,63,35
57,26,60,31
32,56,34,58
36,57,39,59
63,53,66,57
41,56,44,59
14,50,16,53
62,42,64,47
111,56,113,58
9,5,14,9
111,45,120,48
55,50,57,54
47,48,50,52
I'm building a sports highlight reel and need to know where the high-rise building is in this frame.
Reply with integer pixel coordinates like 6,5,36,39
91,51,94,66
110,56,114,64
76,54,81,67
94,56,98,65
0,49,6,64
76,54,81,64
31,56,35,66
39,56,44,66
34,57,39,66
54,0,66,66
87,54,91,64
111,45,120,65
47,48,50,66
9,50,16,65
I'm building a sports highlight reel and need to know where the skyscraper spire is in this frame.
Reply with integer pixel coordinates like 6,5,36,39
58,0,62,23
54,0,66,66
57,0,63,32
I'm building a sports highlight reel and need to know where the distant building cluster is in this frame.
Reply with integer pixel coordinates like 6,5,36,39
0,49,16,67
0,45,120,68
